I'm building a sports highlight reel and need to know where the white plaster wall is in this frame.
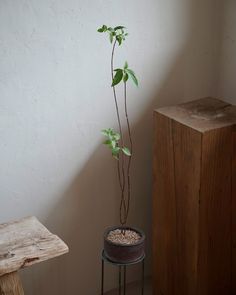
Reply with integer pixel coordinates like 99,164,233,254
0,0,220,294
217,0,236,103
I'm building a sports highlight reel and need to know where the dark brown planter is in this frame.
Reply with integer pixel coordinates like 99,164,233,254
104,226,145,264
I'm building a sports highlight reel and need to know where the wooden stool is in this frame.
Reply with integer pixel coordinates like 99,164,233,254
0,216,68,295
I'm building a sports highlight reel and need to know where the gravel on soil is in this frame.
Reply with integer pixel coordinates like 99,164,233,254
107,229,141,245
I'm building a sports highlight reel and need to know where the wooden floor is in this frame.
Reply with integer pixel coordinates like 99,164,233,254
105,277,152,294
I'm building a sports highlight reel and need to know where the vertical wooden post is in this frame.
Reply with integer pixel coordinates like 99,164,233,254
0,272,24,295
153,97,236,294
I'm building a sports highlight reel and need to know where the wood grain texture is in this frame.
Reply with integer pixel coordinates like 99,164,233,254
172,121,201,295
232,126,236,294
0,272,24,295
153,97,236,295
153,112,177,295
0,216,68,276
198,127,232,294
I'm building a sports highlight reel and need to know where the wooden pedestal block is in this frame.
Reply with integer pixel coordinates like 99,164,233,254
152,97,236,295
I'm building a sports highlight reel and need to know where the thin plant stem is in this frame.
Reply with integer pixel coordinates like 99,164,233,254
111,40,126,225
124,81,132,223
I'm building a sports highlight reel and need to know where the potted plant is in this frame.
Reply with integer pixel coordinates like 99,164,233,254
98,24,145,263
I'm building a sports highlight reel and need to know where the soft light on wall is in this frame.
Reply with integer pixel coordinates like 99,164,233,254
0,0,223,293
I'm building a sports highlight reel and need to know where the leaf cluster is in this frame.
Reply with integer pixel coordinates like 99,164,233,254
112,61,138,87
102,128,131,159
97,25,128,45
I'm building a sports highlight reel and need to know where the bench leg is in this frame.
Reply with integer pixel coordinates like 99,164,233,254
0,272,24,295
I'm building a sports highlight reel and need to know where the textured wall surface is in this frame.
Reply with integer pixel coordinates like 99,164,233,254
0,0,220,294
217,0,236,102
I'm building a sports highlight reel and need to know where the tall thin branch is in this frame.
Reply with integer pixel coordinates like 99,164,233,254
124,81,133,223
111,40,126,225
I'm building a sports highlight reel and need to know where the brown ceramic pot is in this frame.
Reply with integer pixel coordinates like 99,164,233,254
104,226,145,264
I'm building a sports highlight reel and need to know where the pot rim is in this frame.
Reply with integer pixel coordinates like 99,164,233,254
104,225,145,247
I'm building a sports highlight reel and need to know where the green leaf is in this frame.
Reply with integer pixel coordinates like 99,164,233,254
126,69,139,87
113,148,120,154
112,69,123,86
123,73,129,82
103,139,111,145
101,128,115,137
109,32,113,43
107,128,114,133
124,61,128,69
116,35,122,45
113,133,120,141
110,140,115,148
112,147,120,157
122,147,131,156
126,68,135,75
97,25,107,32
114,26,125,30
101,129,109,136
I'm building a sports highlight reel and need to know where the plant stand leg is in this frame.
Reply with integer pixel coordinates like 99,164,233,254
101,259,104,295
119,266,122,295
0,272,24,295
141,259,145,295
123,266,126,295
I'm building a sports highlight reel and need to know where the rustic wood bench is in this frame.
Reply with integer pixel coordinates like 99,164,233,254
0,216,68,294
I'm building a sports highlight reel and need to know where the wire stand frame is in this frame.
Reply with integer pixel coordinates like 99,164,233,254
101,250,145,295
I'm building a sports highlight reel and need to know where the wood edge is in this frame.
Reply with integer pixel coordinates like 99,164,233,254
153,108,236,133
0,216,69,276
0,244,69,277
0,216,36,228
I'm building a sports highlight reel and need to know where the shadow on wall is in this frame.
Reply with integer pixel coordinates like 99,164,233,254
21,0,218,293
216,0,236,101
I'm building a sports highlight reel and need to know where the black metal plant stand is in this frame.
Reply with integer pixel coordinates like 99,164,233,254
101,250,145,295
